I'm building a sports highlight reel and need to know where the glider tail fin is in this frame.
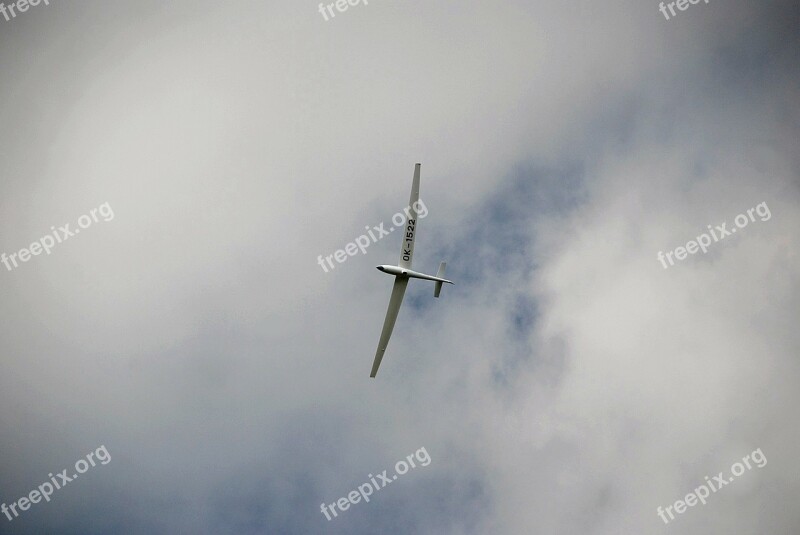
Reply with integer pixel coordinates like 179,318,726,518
434,261,447,298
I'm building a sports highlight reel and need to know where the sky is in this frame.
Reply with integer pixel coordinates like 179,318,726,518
0,0,798,533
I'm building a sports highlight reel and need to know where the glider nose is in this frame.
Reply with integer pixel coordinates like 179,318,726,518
376,266,384,271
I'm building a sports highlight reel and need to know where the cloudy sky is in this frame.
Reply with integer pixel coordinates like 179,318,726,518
0,0,798,533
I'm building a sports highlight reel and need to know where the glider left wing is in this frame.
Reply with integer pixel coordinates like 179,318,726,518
398,163,420,269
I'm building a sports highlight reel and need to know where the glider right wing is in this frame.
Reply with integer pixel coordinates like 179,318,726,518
369,277,409,377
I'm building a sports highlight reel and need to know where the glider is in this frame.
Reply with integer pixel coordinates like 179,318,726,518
370,163,453,377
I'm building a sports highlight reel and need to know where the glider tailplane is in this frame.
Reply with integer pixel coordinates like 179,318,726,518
434,261,447,298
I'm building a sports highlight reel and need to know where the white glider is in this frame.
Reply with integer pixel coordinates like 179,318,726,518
370,163,453,377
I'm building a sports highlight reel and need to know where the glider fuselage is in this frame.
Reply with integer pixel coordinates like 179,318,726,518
376,264,453,284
